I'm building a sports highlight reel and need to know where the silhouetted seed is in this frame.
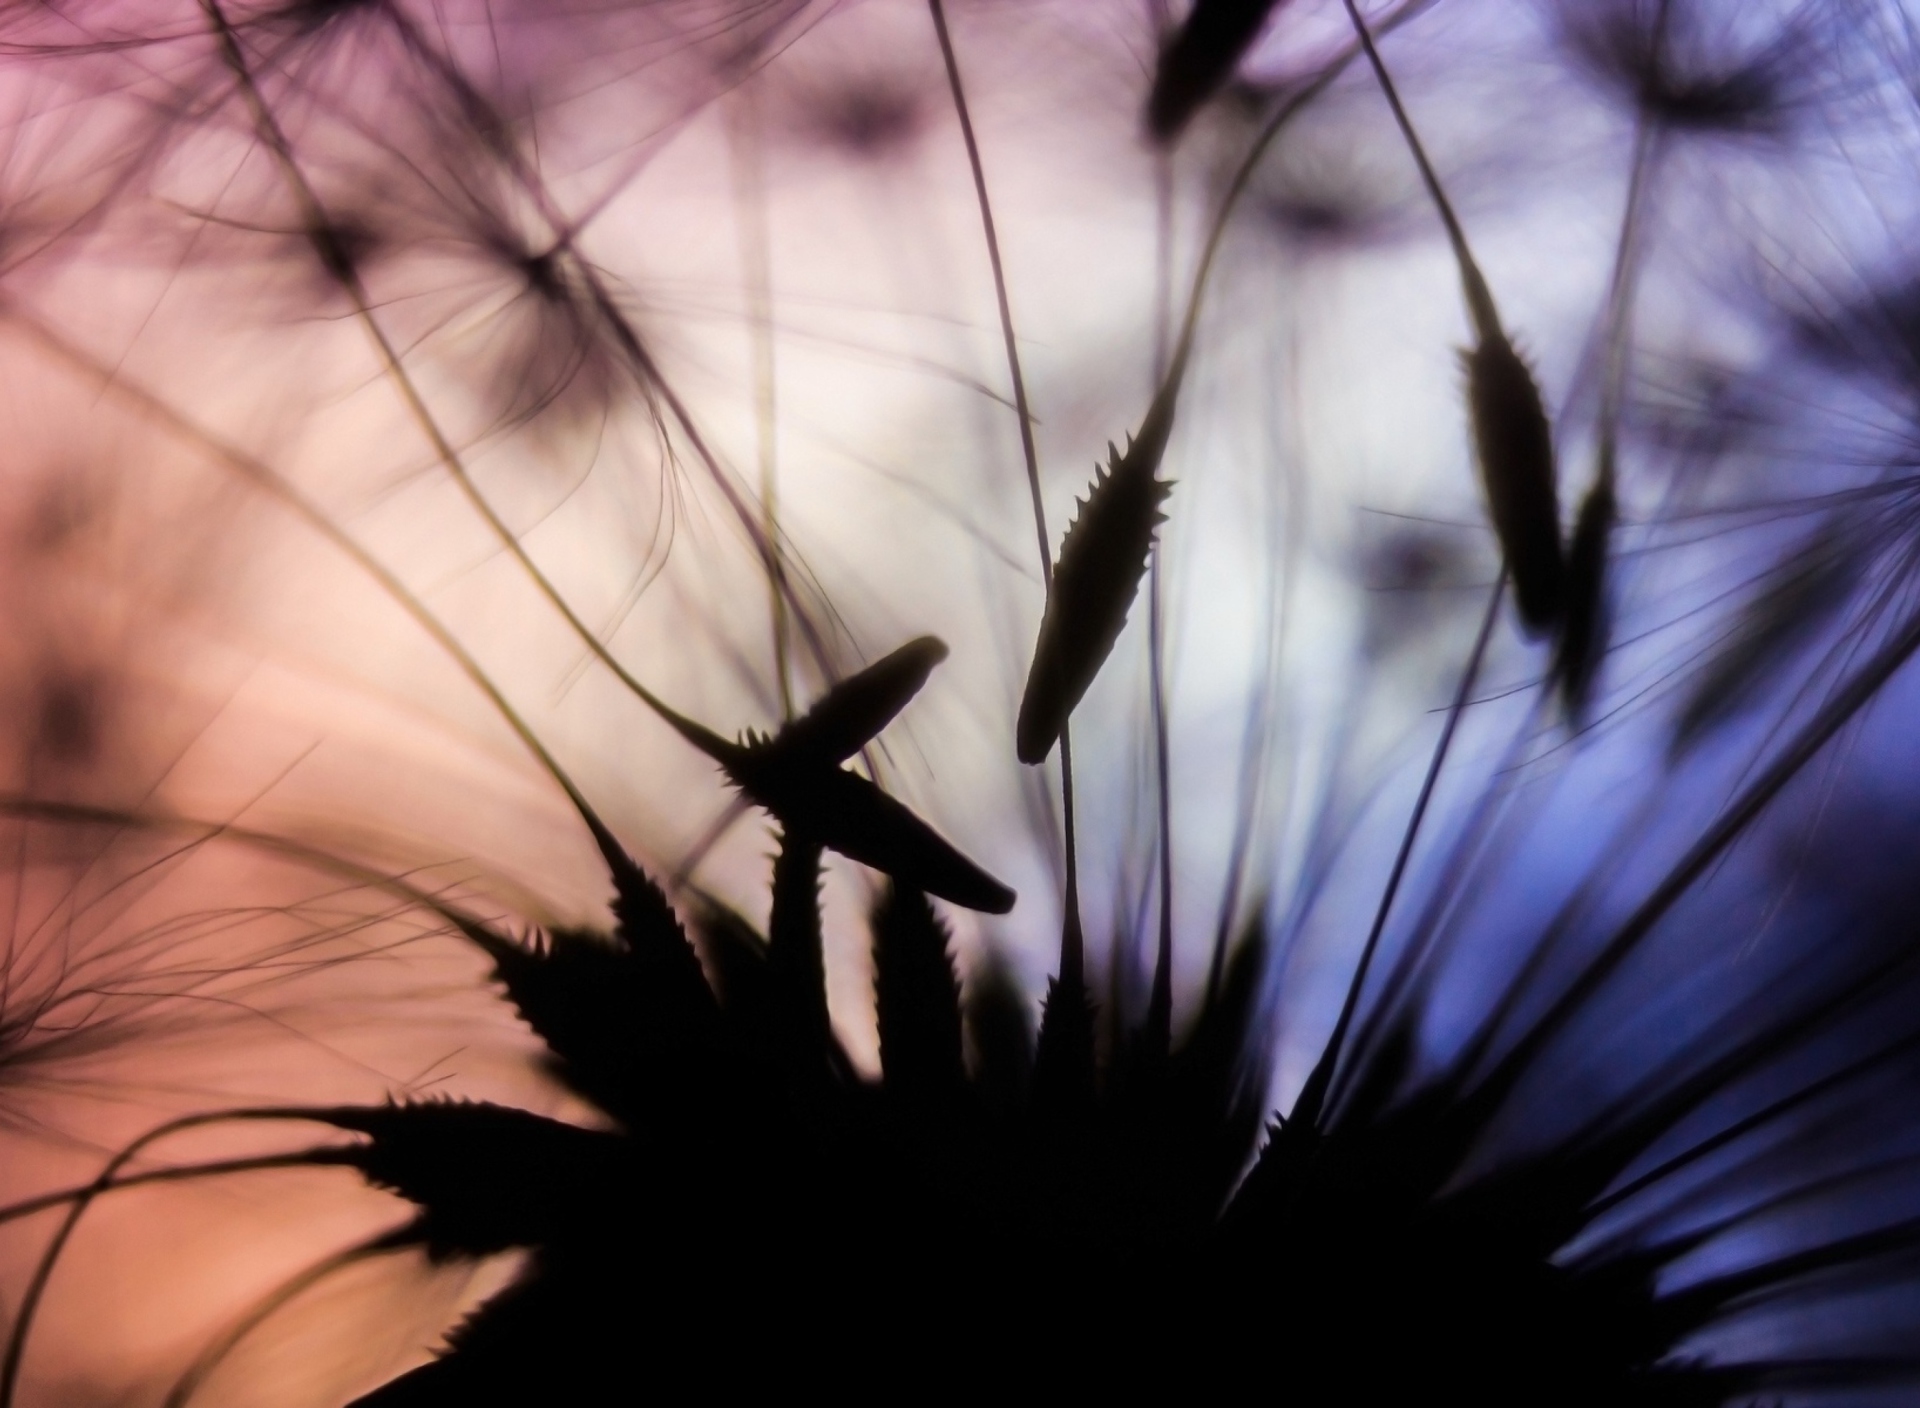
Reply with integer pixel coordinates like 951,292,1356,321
522,815,720,1084
656,644,1013,912
1674,522,1861,750
1017,368,1182,765
1465,331,1566,634
1147,0,1293,142
772,636,949,766
1342,0,1567,638
727,751,1015,913
872,883,964,1097
315,1102,633,1259
1554,473,1615,719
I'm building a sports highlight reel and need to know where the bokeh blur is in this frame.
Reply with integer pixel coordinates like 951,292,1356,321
0,0,1915,1401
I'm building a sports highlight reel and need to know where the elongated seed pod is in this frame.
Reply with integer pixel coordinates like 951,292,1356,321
1016,376,1181,765
1147,0,1293,142
727,745,1016,913
773,636,948,765
1344,0,1567,638
1464,331,1566,634
653,640,1013,912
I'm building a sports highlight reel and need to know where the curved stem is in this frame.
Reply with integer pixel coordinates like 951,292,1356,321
927,0,1047,585
379,1,842,684
1341,0,1499,340
0,1108,354,1408
0,1151,349,1230
163,1226,418,1408
726,81,794,720
1146,551,1175,1050
928,0,1087,969
1177,0,1444,374
199,1,726,769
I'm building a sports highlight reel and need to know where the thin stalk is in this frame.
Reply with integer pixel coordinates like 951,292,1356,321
1210,315,1306,1000
927,0,1047,582
0,1151,351,1230
927,0,1083,970
0,1107,348,1408
1176,0,1443,371
0,300,647,855
163,1229,416,1408
1596,122,1660,473
1349,693,1544,1058
1145,539,1175,1048
1296,571,1507,1131
1341,0,1500,341
1163,0,1447,1011
1481,595,1920,1108
1060,723,1084,984
726,79,794,719
380,1,839,683
1594,0,1671,482
1145,123,1178,1046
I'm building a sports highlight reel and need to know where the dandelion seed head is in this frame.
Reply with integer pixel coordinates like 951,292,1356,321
1555,0,1818,137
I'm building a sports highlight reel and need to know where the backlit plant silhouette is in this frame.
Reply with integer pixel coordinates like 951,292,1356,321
0,0,1914,1404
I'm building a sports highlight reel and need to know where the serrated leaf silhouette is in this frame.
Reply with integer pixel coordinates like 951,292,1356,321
462,920,717,1132
315,1101,633,1258
872,883,964,1098
767,829,831,1070
963,947,1034,1113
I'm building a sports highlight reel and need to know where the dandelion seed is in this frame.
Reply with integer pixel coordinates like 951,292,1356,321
1147,0,1293,142
1557,0,1818,137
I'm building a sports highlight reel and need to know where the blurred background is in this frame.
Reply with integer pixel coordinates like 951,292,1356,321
0,0,1915,1401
